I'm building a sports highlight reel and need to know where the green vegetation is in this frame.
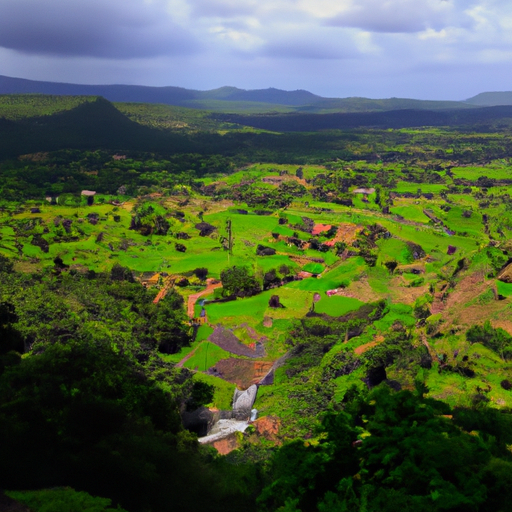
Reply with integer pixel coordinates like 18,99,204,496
5,488,128,512
3,94,512,511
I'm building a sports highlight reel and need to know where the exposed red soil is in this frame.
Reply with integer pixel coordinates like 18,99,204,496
152,276,175,304
312,223,332,236
325,222,363,246
208,358,274,388
289,255,325,266
389,278,430,306
187,279,222,317
431,292,447,314
261,174,308,187
210,433,240,455
354,341,377,355
252,416,281,442
354,335,384,355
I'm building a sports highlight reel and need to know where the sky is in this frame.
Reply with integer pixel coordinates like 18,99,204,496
0,0,511,100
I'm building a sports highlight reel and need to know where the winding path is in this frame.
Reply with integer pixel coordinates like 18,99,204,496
187,280,223,318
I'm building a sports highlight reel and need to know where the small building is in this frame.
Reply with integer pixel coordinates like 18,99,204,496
81,190,96,205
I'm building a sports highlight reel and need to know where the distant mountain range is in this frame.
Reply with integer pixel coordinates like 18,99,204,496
2,74,512,113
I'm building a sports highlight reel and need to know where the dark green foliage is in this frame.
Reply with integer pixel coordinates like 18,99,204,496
256,244,277,256
0,270,190,368
0,341,257,512
0,301,24,374
322,350,361,381
0,254,14,273
486,247,507,275
220,265,261,297
364,323,432,372
151,290,190,354
193,267,208,280
187,381,215,411
384,260,398,274
110,263,134,282
263,268,280,290
5,488,128,512
260,386,512,512
130,204,170,236
466,321,512,360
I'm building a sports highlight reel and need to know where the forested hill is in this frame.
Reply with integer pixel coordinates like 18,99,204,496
0,74,487,113
214,105,512,131
4,95,512,160
0,97,197,158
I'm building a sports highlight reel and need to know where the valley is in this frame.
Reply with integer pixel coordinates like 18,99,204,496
3,94,512,511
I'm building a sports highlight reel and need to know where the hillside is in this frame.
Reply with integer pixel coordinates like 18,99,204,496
297,96,476,113
4,99,512,511
214,105,512,131
0,75,482,113
466,91,512,106
0,97,202,158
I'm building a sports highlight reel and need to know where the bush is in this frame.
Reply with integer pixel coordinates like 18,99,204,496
110,263,134,282
193,268,208,280
467,321,512,360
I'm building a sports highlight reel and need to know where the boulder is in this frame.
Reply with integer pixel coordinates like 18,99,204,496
233,385,258,413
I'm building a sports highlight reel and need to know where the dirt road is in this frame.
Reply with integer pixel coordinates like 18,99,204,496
187,280,223,318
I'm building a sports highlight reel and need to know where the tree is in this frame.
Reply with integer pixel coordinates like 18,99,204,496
259,385,511,512
0,254,14,273
220,265,261,297
0,341,258,512
110,263,134,282
193,267,208,280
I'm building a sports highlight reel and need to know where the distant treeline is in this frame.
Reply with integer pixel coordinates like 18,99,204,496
213,105,512,132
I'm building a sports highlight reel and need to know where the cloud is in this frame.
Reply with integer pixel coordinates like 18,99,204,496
189,0,259,18
259,29,360,60
325,0,472,33
260,41,354,60
0,0,200,58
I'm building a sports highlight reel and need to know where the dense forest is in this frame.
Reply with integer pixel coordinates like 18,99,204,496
3,95,512,511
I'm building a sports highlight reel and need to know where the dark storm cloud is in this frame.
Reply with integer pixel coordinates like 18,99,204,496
0,0,200,58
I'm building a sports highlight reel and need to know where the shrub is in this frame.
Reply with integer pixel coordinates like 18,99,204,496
193,268,208,280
